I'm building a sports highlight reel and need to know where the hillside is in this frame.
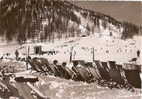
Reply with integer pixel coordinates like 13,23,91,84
0,0,140,43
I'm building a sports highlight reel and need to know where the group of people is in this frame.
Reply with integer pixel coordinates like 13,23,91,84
29,57,140,91
49,60,94,82
0,50,19,60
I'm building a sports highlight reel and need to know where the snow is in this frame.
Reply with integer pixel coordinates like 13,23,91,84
0,34,141,65
34,75,141,99
0,1,141,98
38,34,141,64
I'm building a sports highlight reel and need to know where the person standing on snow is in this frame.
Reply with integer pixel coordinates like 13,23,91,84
15,50,19,61
137,50,140,57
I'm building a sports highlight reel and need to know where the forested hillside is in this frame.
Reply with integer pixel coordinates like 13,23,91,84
0,0,140,43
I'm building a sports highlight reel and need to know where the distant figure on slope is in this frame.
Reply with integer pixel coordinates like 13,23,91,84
137,50,140,57
15,50,19,61
110,32,112,36
136,50,141,65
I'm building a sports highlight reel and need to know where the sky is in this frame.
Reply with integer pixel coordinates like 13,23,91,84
74,1,142,26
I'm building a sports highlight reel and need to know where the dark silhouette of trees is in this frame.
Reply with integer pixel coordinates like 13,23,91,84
0,0,140,43
121,21,139,39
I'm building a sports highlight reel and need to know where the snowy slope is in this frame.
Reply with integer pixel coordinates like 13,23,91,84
0,0,141,65
8,34,139,66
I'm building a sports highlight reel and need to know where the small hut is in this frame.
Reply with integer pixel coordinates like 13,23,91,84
34,46,42,55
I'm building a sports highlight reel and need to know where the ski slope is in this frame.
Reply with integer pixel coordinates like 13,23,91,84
0,34,141,65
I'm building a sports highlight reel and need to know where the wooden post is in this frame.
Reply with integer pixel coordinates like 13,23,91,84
26,46,30,70
92,48,95,62
70,47,73,63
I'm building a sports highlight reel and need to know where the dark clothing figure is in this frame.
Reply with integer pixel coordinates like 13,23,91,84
53,60,58,65
60,62,71,79
57,65,65,78
15,50,19,60
55,62,68,78
52,60,61,76
27,56,31,60
73,61,78,67
71,61,85,81
110,32,112,36
137,50,140,57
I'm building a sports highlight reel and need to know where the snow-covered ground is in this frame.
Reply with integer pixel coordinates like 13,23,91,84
0,35,141,99
33,75,141,99
0,34,141,65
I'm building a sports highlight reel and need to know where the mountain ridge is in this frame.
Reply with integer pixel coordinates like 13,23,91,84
0,0,140,43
